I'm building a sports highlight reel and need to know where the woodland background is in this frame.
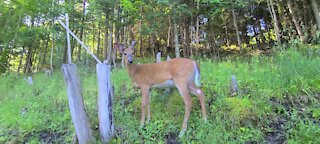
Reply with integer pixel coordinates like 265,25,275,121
1,0,320,143
0,0,319,73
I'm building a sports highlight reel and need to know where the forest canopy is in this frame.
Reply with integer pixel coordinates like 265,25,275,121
0,0,319,74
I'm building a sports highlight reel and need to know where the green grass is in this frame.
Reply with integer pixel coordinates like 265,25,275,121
1,48,320,143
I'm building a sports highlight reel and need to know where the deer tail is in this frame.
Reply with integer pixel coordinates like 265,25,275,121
193,61,201,87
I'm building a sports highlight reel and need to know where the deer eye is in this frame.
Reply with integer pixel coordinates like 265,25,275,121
124,53,127,55
132,52,135,54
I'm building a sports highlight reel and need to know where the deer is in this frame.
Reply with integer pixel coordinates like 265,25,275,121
114,40,207,137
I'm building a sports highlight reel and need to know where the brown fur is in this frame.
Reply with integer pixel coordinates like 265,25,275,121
116,41,207,136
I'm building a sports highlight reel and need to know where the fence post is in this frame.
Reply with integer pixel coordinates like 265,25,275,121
61,64,95,144
230,75,239,96
96,63,114,143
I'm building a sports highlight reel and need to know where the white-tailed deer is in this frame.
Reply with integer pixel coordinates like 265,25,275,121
115,40,207,137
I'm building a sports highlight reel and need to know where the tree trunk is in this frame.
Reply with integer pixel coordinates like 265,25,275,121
166,17,172,56
17,46,25,73
42,36,49,64
24,18,36,74
195,0,200,55
190,16,194,56
63,39,68,64
232,9,242,51
267,0,281,44
182,23,187,58
107,18,113,64
35,39,45,71
104,22,108,60
224,22,230,47
92,22,95,57
311,0,320,30
150,34,156,58
184,17,191,58
24,46,33,74
77,0,87,62
167,17,171,48
287,0,304,42
173,19,180,58
139,21,143,57
97,24,101,58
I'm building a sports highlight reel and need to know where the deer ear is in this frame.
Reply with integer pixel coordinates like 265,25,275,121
130,40,136,51
114,43,120,50
114,43,125,53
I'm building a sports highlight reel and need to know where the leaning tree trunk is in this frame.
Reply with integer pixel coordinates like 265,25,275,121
287,0,304,42
311,0,320,30
232,9,242,52
267,0,281,44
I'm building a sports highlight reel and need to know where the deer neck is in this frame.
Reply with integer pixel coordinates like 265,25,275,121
127,63,139,80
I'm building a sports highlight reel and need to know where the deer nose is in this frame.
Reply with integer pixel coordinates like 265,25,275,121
128,55,133,63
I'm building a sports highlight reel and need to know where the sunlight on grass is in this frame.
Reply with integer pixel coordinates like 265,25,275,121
1,49,320,143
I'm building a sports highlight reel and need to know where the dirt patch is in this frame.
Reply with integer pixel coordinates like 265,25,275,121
39,130,64,143
22,130,64,143
265,118,286,144
165,132,180,144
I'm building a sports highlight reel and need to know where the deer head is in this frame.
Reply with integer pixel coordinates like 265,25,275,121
115,40,136,64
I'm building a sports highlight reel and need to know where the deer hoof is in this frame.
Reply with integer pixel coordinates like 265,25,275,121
139,123,144,129
179,130,186,137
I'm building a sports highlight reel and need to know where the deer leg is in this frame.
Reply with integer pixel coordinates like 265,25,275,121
140,87,150,128
176,83,192,137
147,91,151,123
189,83,207,122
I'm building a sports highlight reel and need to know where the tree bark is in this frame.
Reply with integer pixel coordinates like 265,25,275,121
173,19,180,58
182,23,187,58
267,0,281,44
104,21,108,60
224,21,230,47
287,0,304,42
195,0,200,55
17,46,25,73
185,17,191,57
42,36,49,64
232,9,242,51
97,24,101,58
311,0,320,30
107,18,113,64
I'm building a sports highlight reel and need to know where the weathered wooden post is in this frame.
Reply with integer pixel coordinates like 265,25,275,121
156,51,161,63
167,55,171,61
62,64,95,144
96,63,114,143
24,76,33,85
230,75,239,96
59,14,114,143
60,14,95,144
